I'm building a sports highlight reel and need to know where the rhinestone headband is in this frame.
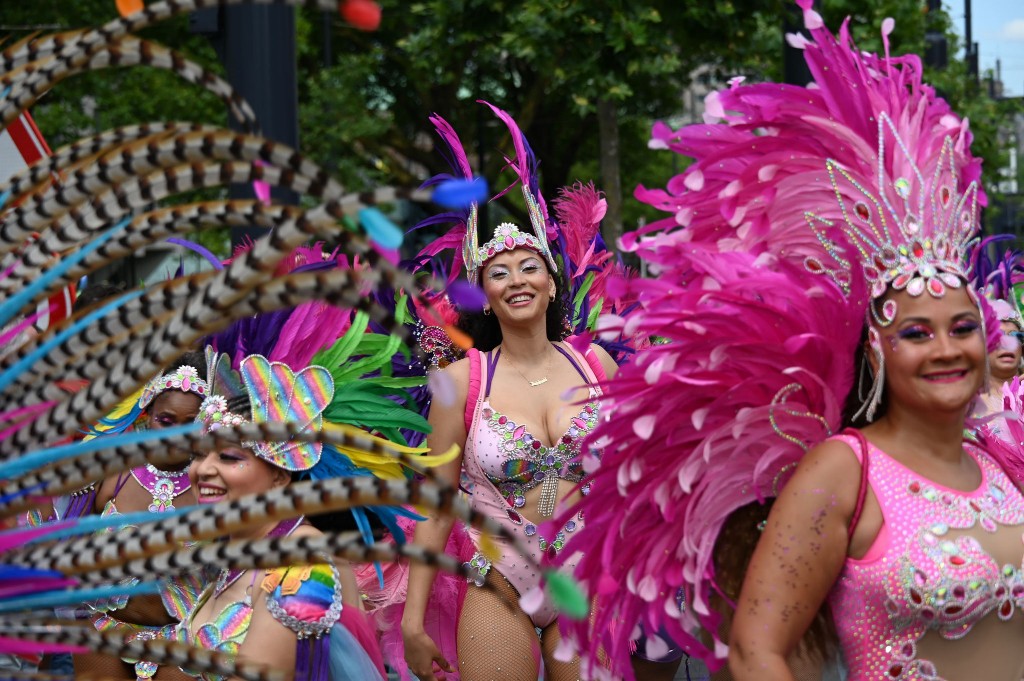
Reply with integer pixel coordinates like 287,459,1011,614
463,191,559,284
139,365,209,410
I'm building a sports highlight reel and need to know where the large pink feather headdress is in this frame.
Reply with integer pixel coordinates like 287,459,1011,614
560,5,988,676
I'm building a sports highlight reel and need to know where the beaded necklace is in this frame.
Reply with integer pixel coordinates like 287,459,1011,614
130,463,191,513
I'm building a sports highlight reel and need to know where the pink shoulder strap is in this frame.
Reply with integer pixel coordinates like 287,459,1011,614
465,349,482,433
582,346,608,383
839,427,870,540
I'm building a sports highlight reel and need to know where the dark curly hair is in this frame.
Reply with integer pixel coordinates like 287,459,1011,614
164,350,208,383
456,258,570,351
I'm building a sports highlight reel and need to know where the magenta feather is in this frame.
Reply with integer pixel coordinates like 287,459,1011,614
0,635,88,656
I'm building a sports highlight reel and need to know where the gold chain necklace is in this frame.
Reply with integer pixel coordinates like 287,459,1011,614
501,346,552,387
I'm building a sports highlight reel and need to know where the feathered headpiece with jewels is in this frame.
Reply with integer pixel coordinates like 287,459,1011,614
560,4,995,676
240,354,333,471
89,362,210,438
415,101,558,285
972,241,1024,327
804,113,980,326
197,350,332,472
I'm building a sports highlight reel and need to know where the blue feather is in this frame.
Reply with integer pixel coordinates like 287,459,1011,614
358,208,404,249
432,177,489,209
2,506,191,545
0,582,160,614
0,217,131,329
0,423,198,480
0,289,145,395
0,565,64,580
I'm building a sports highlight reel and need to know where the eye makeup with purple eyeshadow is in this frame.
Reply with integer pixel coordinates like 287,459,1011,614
886,319,980,351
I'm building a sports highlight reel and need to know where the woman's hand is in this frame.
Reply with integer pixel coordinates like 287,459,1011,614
403,627,454,680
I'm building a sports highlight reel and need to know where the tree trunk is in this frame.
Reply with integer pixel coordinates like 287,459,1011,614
596,97,623,256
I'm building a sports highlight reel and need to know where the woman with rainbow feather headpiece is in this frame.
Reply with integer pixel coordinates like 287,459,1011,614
556,3,1024,681
176,243,450,680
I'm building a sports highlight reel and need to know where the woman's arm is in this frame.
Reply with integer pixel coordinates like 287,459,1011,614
401,359,469,679
728,438,863,680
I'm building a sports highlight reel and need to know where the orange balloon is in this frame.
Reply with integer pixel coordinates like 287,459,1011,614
116,0,144,17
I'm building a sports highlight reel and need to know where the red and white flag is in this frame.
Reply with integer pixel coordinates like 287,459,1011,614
0,111,76,330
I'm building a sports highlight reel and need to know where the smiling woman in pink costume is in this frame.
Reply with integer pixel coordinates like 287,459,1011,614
400,103,618,681
553,3,1024,681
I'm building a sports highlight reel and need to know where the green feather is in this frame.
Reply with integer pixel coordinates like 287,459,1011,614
586,296,604,331
544,570,589,620
312,312,369,370
572,271,595,321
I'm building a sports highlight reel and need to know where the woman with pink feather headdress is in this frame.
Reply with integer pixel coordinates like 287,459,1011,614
552,3,1024,681
399,102,624,681
969,245,1024,439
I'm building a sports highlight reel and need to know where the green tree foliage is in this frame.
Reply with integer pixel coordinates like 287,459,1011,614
3,0,1016,252
1,2,224,144
299,0,787,236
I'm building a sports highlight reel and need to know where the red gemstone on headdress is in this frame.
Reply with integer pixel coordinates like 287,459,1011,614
873,256,886,272
928,278,944,296
940,186,952,206
911,242,925,259
854,202,871,221
805,258,823,273
531,440,542,450
893,273,912,289
504,236,515,249
498,416,508,425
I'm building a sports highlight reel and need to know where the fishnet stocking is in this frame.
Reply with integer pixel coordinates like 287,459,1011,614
457,570,541,681
457,569,584,681
540,620,583,681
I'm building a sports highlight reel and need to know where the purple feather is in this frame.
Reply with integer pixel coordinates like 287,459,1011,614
445,280,487,311
167,237,225,271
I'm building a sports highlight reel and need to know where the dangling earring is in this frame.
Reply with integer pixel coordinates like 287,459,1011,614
854,327,885,423
483,307,491,316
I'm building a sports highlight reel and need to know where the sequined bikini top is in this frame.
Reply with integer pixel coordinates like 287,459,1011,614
478,396,598,498
177,561,342,681
469,345,601,518
828,434,1024,681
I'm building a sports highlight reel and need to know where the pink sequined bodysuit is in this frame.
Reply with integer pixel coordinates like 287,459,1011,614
828,433,1024,680
461,343,603,628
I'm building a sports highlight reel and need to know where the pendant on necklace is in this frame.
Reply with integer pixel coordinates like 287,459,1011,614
529,378,548,387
